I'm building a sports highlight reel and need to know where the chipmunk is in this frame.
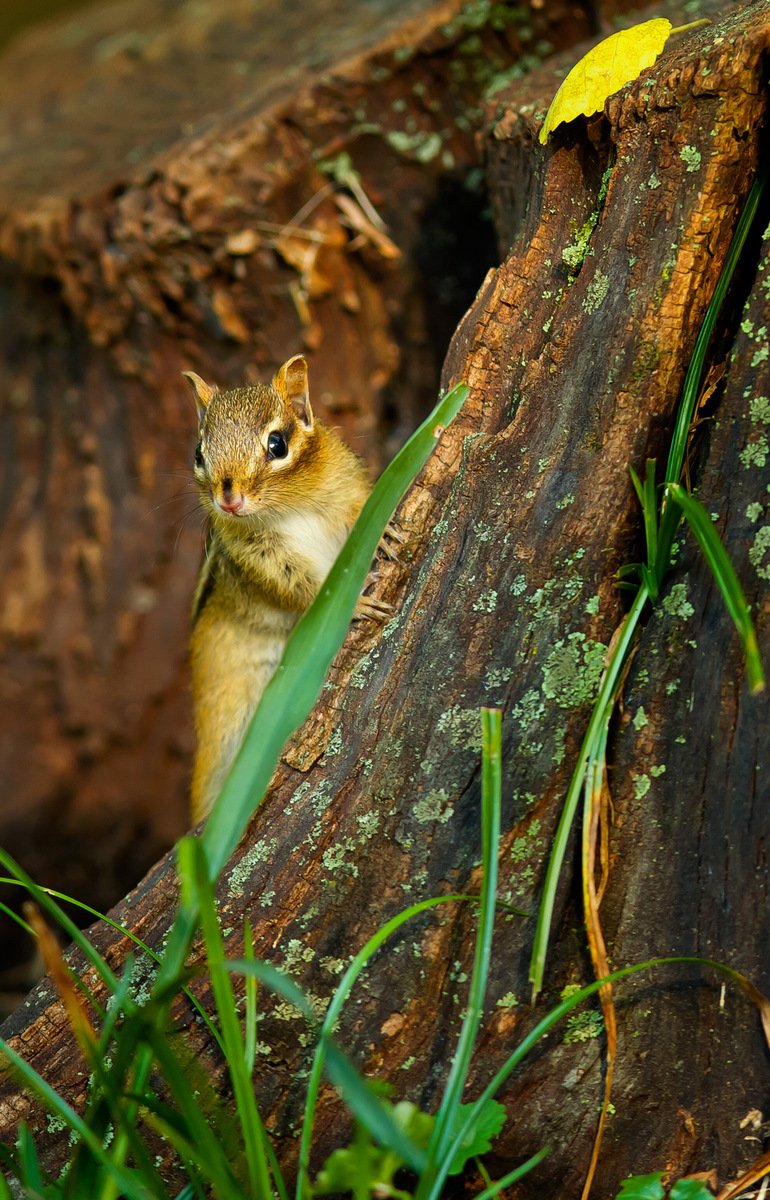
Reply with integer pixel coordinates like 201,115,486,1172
185,354,386,823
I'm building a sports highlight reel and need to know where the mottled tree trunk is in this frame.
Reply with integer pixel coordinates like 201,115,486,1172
0,0,588,996
3,0,770,1197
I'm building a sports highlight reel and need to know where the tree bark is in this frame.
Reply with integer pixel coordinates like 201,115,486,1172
3,0,770,1197
0,0,589,995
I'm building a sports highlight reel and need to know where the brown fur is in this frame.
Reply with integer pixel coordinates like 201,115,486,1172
185,356,370,822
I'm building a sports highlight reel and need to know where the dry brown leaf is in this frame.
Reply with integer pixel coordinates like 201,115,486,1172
716,1150,770,1200
580,745,617,1200
334,192,401,260
210,287,250,342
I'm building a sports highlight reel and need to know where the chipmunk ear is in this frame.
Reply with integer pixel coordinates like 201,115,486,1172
183,371,216,418
273,355,313,429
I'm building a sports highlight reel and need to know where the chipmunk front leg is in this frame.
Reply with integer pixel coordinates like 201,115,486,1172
229,532,320,613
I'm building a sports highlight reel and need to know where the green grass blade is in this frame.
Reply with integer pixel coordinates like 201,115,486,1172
529,584,649,999
629,464,644,508
224,954,428,1175
665,160,769,487
295,894,469,1200
243,916,258,1076
139,1104,222,1192
666,484,765,692
178,837,275,1200
0,847,119,999
142,1026,244,1200
17,1124,44,1196
419,709,501,1191
643,459,659,572
0,1167,13,1200
0,877,225,1059
426,955,752,1200
321,1040,427,1173
0,1038,156,1200
468,1146,551,1200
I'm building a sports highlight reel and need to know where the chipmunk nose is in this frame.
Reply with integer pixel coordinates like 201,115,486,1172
217,481,245,514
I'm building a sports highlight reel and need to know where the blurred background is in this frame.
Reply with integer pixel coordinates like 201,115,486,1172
0,0,595,1014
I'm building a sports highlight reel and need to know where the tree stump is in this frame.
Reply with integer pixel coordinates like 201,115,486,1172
0,0,589,995
2,0,770,1197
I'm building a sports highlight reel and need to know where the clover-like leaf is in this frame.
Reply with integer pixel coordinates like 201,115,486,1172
313,1101,434,1198
669,1181,714,1200
615,1173,666,1200
446,1099,507,1175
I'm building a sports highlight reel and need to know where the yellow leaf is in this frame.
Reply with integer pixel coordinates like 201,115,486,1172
539,18,672,144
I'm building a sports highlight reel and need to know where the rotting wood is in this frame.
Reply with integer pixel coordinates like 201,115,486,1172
0,0,591,996
2,0,770,1196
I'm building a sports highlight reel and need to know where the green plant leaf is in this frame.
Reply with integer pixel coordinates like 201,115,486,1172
539,19,671,143
313,1102,433,1197
418,709,502,1197
468,1147,551,1200
666,483,764,692
177,836,275,1200
0,1039,155,1200
669,1181,715,1200
529,584,649,998
615,1174,665,1200
446,1100,506,1175
296,894,468,1200
322,1042,427,1175
664,158,770,491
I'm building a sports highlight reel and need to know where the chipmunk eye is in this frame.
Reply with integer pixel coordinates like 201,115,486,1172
194,441,204,468
267,431,288,460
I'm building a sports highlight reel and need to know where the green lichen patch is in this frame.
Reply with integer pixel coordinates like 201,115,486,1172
749,396,770,424
740,435,769,469
228,837,278,896
661,582,694,620
486,665,513,688
633,774,650,799
632,706,648,730
320,956,347,975
282,939,315,972
414,788,454,824
510,687,546,736
496,991,518,1009
560,984,603,1042
746,502,764,522
510,817,543,862
749,525,770,581
679,145,701,173
541,632,607,708
324,727,343,757
436,706,482,750
583,270,609,314
385,129,443,163
356,810,381,838
472,590,498,612
322,836,359,877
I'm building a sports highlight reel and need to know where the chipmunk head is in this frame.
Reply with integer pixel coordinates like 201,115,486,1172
184,355,319,523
